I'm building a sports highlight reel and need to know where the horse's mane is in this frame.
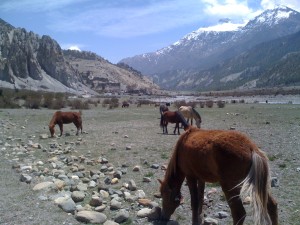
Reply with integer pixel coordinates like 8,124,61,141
192,108,201,121
176,111,190,129
165,127,194,181
49,111,60,126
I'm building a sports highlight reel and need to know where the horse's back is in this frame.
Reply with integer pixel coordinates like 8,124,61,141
179,106,192,117
177,129,255,183
56,111,81,124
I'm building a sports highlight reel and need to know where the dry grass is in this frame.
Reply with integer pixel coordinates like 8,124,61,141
0,103,299,224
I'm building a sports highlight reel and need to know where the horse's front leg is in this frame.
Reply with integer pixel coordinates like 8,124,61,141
174,123,180,135
197,180,205,222
186,177,204,225
164,123,168,134
58,123,63,136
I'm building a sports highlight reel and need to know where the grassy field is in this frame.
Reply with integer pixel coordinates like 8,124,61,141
0,102,299,224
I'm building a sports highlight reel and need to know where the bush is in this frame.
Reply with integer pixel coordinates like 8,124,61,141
174,100,187,109
102,97,119,109
24,96,42,109
69,99,90,109
205,100,214,108
217,100,226,108
0,97,20,108
199,101,205,108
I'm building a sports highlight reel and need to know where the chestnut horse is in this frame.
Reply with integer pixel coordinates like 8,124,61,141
49,111,82,137
160,111,188,135
179,106,202,128
159,127,278,225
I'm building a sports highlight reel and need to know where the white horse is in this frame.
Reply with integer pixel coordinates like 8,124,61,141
178,106,201,128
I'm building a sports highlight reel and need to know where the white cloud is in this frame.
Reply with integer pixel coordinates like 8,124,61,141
261,0,300,11
68,46,81,51
61,44,83,51
2,0,300,39
200,21,246,31
202,0,256,20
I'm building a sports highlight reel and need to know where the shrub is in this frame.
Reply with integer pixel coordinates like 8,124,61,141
69,99,90,109
217,100,226,108
174,100,187,109
205,100,214,108
24,96,41,109
0,97,20,108
199,101,205,108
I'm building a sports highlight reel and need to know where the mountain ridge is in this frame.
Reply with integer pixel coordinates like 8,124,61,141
120,5,300,91
0,20,159,95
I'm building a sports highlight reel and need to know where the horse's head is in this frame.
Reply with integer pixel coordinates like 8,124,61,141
49,124,55,137
158,179,182,221
195,118,201,128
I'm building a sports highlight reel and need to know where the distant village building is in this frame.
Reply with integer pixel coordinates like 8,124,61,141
81,72,121,93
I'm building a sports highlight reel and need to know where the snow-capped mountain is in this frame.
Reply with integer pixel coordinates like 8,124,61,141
120,5,300,90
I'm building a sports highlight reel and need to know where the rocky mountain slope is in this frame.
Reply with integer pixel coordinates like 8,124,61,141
120,6,300,91
63,50,159,94
0,19,159,94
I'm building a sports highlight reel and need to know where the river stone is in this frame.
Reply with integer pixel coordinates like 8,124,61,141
100,190,110,199
56,197,76,213
215,211,229,219
110,199,122,210
135,190,146,199
204,217,219,225
89,196,103,207
77,183,88,191
114,209,129,223
33,181,54,191
137,208,151,218
95,205,106,212
104,220,119,225
71,191,85,202
75,211,107,224
20,174,32,183
128,179,137,191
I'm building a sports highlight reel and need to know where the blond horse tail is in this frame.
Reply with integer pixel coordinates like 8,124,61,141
239,151,271,225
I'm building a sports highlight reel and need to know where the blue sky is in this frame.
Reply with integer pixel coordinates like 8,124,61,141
1,0,300,63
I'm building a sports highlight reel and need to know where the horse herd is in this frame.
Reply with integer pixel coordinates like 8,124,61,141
48,106,278,225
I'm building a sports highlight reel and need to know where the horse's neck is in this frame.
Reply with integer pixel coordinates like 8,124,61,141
166,164,185,191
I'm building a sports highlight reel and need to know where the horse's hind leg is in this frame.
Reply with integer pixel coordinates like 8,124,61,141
174,123,180,135
268,194,278,225
222,186,246,225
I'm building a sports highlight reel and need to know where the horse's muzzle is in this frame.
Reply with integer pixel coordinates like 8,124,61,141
160,209,171,221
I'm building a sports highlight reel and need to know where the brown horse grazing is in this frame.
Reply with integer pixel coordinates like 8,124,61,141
159,127,278,225
160,111,189,135
49,111,82,137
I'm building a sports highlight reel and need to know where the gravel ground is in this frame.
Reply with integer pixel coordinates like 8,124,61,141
0,102,299,225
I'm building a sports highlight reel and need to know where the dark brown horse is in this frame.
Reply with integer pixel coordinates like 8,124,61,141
160,111,188,135
49,111,82,137
159,127,278,225
159,104,169,115
122,102,130,108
